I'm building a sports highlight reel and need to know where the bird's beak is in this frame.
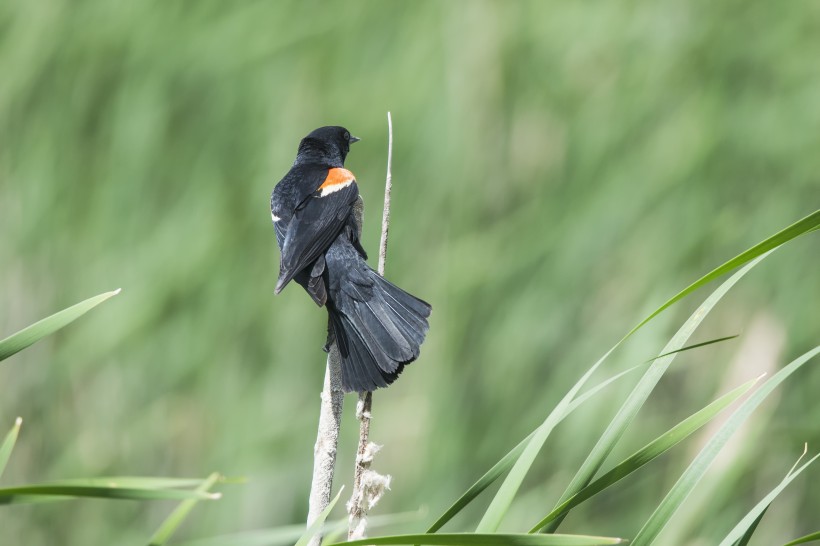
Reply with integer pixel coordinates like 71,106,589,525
350,135,361,143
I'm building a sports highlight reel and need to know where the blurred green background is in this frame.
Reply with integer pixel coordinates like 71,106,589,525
1,1,819,544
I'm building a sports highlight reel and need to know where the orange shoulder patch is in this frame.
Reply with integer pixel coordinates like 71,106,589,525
319,168,356,189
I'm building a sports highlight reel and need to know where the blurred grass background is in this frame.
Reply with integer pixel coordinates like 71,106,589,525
1,0,819,544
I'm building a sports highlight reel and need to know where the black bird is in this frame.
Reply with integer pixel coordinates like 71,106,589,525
270,126,431,392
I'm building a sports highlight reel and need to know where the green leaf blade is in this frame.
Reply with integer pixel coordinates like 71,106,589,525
0,482,217,505
295,486,344,546
530,376,758,532
626,209,819,338
783,531,820,546
149,472,222,546
475,358,641,532
543,254,769,533
51,477,208,489
172,510,424,546
632,346,820,546
718,452,820,546
731,507,768,546
329,533,625,546
646,335,739,363
0,417,22,479
0,289,121,362
426,357,636,534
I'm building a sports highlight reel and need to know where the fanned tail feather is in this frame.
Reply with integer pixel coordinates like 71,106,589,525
328,272,431,392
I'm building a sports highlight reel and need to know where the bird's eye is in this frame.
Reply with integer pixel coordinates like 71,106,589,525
344,131,350,141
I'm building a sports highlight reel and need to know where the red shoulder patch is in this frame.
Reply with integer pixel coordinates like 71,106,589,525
317,168,356,197
319,168,355,189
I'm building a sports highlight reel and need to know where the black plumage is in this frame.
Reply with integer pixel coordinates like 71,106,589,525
270,126,431,392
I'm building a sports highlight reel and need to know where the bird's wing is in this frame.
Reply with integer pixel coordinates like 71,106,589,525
275,168,359,293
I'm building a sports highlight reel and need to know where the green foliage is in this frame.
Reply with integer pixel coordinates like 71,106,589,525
149,472,223,546
430,334,741,534
173,510,424,546
646,335,738,362
0,293,219,530
428,364,640,534
0,482,214,505
474,357,635,532
329,533,625,546
541,254,770,533
732,508,767,546
0,290,120,362
719,449,819,546
295,487,344,546
632,346,820,545
0,419,22,478
784,531,820,546
530,377,758,532
622,211,820,338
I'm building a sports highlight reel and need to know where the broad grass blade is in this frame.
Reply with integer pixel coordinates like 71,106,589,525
173,510,423,546
474,352,612,532
718,451,819,546
149,472,222,545
52,477,206,488
0,289,121,362
427,360,638,533
0,418,22,478
542,255,768,533
0,482,216,505
783,531,820,545
530,377,758,532
646,335,739,362
624,209,819,338
331,533,625,545
295,486,344,546
173,524,312,546
731,445,802,546
431,336,737,534
731,507,767,546
632,346,820,546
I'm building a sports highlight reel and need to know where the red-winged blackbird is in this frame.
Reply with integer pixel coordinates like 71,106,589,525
270,126,431,392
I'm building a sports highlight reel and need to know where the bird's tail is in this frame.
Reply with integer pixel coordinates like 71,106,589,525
327,269,431,393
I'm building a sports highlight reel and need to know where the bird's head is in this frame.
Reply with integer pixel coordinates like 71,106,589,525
295,126,360,166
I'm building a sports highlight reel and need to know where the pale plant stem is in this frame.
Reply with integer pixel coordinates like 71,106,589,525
306,345,344,546
348,111,394,541
378,111,394,276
